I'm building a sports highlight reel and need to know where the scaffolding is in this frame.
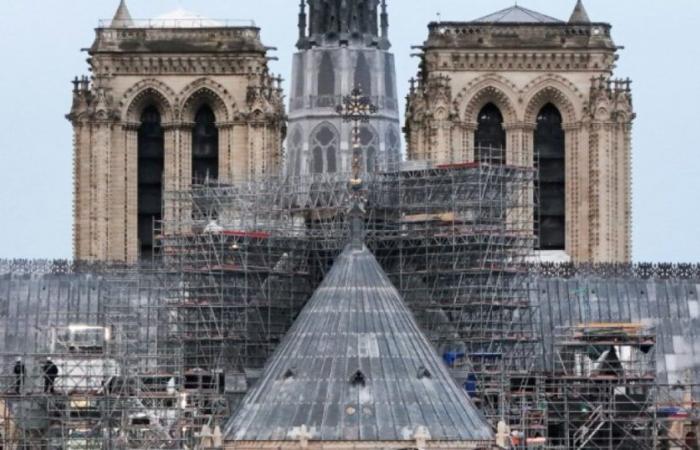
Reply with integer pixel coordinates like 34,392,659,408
545,323,700,450
1,152,698,449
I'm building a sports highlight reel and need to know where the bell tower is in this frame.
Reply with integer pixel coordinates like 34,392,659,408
287,0,401,177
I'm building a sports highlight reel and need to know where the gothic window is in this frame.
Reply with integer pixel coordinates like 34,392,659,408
475,103,505,164
310,123,339,174
386,127,401,170
318,52,335,97
354,52,372,96
137,106,164,261
534,104,565,251
289,127,304,177
359,125,379,173
384,54,395,100
192,105,219,182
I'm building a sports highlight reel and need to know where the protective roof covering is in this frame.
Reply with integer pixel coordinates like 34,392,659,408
472,5,563,23
569,0,591,23
224,244,493,443
110,0,133,28
150,7,223,28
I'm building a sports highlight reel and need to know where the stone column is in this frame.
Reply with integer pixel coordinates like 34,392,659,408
108,124,127,262
231,123,249,181
564,122,584,262
163,123,184,238
218,122,235,183
464,122,477,163
124,123,139,263
507,123,536,239
92,120,114,261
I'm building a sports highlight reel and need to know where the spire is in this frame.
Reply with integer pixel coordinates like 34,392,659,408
569,0,591,23
111,0,133,28
306,0,381,43
380,0,389,40
297,0,307,42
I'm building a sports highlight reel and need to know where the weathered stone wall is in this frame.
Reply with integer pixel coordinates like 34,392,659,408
405,21,634,263
69,26,286,262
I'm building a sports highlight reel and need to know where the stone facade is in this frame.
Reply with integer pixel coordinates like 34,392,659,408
68,5,286,262
287,0,401,177
404,3,634,263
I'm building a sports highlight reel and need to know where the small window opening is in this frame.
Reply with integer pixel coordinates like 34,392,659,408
417,367,432,380
350,370,366,387
283,368,296,380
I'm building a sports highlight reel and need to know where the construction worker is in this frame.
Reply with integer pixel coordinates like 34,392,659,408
12,357,25,394
42,358,59,393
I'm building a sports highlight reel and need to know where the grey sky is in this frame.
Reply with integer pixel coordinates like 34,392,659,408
0,0,697,261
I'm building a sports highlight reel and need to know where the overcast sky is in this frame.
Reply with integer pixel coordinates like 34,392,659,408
0,0,698,261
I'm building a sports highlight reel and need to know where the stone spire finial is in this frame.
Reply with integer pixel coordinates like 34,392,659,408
298,0,307,42
111,0,134,28
569,0,591,23
380,0,389,39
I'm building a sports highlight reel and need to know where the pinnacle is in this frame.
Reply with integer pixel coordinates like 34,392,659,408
569,0,591,23
111,0,134,28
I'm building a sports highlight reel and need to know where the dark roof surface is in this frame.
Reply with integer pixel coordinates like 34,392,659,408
472,5,563,23
224,244,493,443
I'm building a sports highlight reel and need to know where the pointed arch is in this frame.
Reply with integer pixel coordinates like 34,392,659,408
309,122,339,174
179,78,233,123
522,77,581,125
121,79,176,123
463,85,517,125
454,74,519,124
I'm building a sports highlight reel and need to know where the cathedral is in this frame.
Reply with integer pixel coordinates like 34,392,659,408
2,1,698,450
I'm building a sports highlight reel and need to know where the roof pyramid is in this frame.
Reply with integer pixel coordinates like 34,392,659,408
224,243,493,445
110,0,133,28
473,5,563,24
569,0,591,23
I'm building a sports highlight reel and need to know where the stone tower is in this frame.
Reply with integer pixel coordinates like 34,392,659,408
287,0,401,177
68,1,286,262
405,1,634,263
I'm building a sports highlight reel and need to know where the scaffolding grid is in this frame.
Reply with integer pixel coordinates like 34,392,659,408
0,152,698,448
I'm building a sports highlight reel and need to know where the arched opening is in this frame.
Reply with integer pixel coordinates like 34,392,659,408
475,103,505,164
384,54,395,99
318,52,335,98
354,52,372,96
534,103,565,251
358,125,378,173
137,106,164,261
310,123,339,174
192,105,219,182
386,127,401,170
312,147,324,174
290,128,304,177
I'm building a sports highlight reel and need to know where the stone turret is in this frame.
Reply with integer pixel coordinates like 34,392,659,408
569,0,591,23
111,0,133,28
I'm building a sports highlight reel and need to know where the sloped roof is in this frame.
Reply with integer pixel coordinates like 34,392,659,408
473,5,563,23
224,244,493,443
569,0,591,23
